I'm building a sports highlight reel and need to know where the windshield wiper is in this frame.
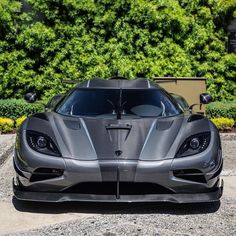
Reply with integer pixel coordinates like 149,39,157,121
107,99,116,115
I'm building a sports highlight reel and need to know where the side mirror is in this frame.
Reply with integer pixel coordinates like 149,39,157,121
200,93,212,104
24,93,37,103
189,93,212,112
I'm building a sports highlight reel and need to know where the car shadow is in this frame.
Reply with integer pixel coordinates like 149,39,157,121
12,197,221,215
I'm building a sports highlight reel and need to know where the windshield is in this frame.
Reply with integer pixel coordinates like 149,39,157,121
57,89,181,118
171,94,189,111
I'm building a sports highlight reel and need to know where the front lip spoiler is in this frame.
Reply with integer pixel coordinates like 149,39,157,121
13,179,223,203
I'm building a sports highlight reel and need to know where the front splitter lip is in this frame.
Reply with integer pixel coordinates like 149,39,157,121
13,179,223,203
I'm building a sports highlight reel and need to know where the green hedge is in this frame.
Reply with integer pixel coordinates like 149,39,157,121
206,101,236,122
0,1,236,101
0,99,44,119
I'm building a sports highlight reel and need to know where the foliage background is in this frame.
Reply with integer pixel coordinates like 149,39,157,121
206,101,236,121
0,0,236,101
0,99,43,119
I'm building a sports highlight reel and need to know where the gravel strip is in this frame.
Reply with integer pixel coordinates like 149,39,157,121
220,133,236,141
5,198,236,236
0,135,235,236
221,141,236,172
0,155,14,201
0,135,15,167
0,134,16,201
222,170,236,176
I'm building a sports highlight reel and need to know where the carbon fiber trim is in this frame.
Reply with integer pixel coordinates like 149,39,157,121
13,180,223,203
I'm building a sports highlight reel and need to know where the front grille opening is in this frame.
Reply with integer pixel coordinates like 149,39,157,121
30,168,64,182
173,169,206,183
63,182,173,195
119,182,173,195
63,182,116,195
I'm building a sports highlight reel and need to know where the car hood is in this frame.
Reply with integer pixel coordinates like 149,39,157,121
24,112,211,161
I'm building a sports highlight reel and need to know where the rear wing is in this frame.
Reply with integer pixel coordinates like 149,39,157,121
62,80,80,84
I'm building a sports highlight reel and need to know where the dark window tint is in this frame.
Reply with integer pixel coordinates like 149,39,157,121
46,95,65,110
57,89,181,118
57,89,120,116
171,94,189,111
121,90,180,117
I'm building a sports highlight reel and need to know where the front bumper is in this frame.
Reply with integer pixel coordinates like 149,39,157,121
13,178,223,203
13,145,224,203
13,126,223,203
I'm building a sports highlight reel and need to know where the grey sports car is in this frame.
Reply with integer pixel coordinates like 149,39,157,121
13,77,223,203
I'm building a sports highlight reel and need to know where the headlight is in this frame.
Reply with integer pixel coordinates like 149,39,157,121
26,130,61,156
176,132,211,158
36,136,47,148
